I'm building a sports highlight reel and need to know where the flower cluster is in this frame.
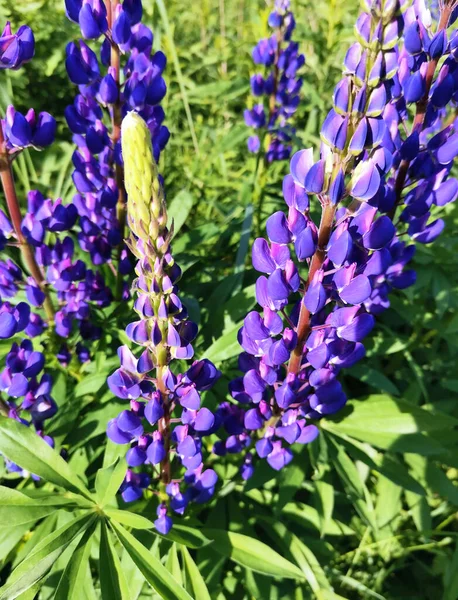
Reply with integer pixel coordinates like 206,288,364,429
3,106,56,152
0,24,55,154
245,0,304,161
0,21,60,472
64,0,169,277
226,0,458,476
107,113,220,533
0,336,56,478
21,190,113,345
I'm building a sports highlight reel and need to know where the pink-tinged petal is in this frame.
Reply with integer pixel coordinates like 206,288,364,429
290,148,314,186
351,161,381,201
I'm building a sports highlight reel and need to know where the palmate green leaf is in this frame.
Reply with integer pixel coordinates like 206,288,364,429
276,463,305,513
405,491,432,534
166,544,183,587
202,528,305,580
258,519,333,600
12,514,58,568
404,453,458,505
105,509,155,530
375,475,402,530
65,400,125,449
95,457,127,508
328,431,426,496
110,521,193,600
74,372,109,398
53,519,98,600
160,524,213,549
0,417,93,501
0,512,97,600
245,489,355,536
347,365,400,396
181,546,211,600
0,523,31,565
99,521,131,600
322,395,455,455
0,486,65,527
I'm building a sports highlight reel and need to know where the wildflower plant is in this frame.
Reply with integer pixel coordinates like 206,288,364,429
0,0,457,597
225,0,458,477
107,112,220,533
245,0,305,162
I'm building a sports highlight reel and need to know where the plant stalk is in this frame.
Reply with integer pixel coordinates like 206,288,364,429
0,126,55,323
287,201,336,376
107,0,128,301
156,365,171,485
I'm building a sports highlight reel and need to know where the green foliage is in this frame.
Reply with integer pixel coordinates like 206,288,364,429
0,0,458,598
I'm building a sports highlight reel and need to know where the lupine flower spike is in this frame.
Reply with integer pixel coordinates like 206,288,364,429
107,112,220,533
224,0,458,478
245,0,304,161
64,0,169,296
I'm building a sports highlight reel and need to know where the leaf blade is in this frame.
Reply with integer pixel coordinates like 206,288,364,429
110,521,193,600
202,528,305,580
0,417,93,501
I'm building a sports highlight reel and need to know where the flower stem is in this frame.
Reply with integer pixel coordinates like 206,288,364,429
287,201,336,376
107,0,127,301
156,366,171,485
0,127,55,324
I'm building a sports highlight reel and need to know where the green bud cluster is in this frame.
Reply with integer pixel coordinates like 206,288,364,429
121,111,184,370
121,111,168,252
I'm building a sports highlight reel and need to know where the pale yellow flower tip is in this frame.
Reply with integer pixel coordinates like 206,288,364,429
121,111,158,232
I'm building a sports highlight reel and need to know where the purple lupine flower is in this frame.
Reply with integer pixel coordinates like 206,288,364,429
64,0,170,290
0,19,64,477
0,22,34,70
224,0,458,481
106,112,220,532
0,340,57,464
3,106,56,150
245,0,304,161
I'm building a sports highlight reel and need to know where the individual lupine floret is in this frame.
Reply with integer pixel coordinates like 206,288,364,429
3,106,56,151
107,112,220,534
245,0,305,161
225,0,458,479
0,22,34,70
